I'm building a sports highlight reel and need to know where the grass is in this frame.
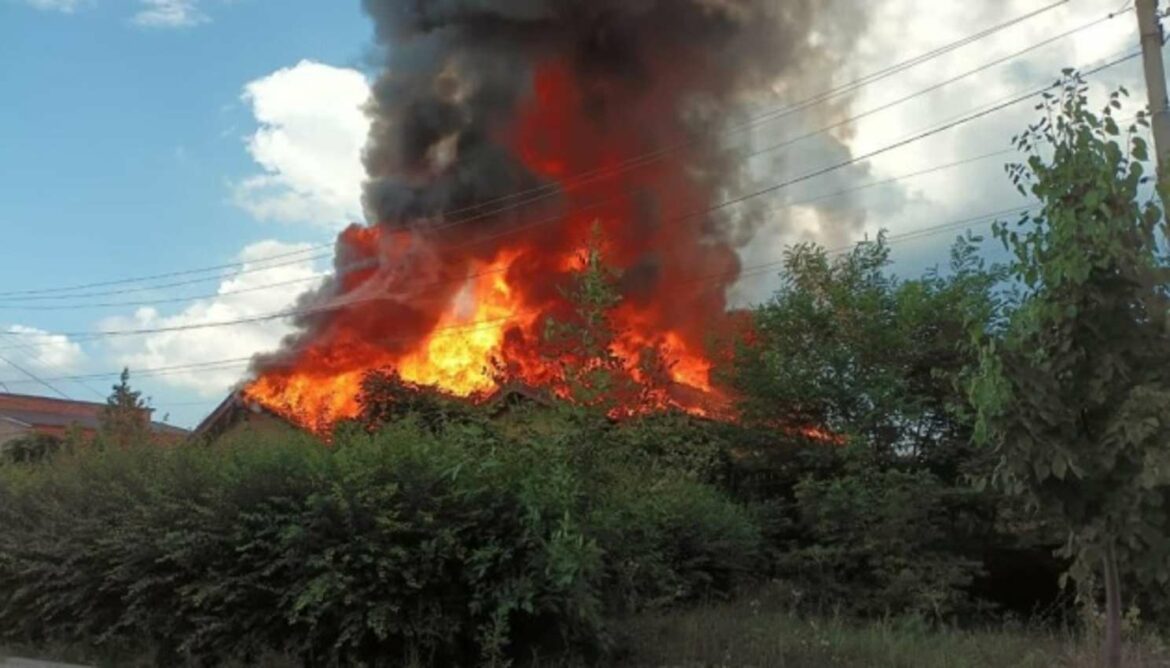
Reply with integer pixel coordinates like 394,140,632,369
611,588,1170,668
5,589,1168,667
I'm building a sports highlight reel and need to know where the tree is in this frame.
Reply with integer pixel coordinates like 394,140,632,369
98,368,152,449
728,234,1008,619
731,232,1001,471
542,225,649,415
969,74,1170,668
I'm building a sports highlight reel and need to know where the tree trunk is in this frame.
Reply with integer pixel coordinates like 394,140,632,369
1103,542,1123,668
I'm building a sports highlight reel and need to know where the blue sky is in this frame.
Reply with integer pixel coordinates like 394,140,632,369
0,0,367,290
1,0,373,424
0,0,1153,427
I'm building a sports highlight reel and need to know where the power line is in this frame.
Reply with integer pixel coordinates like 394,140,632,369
0,148,1015,312
2,48,1138,343
0,332,106,400
371,19,1136,259
436,3,1107,229
744,12,1124,161
0,243,334,299
0,353,72,400
0,202,1035,382
0,272,332,309
377,8,1120,241
0,1,1070,300
0,252,342,303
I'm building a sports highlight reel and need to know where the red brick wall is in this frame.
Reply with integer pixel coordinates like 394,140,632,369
0,394,106,419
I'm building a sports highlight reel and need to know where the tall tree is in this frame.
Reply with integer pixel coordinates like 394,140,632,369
969,74,1170,668
98,368,151,449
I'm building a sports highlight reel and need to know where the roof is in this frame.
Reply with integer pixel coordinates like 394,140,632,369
194,382,559,440
482,382,554,411
0,392,188,437
0,415,31,429
192,391,293,440
0,408,102,431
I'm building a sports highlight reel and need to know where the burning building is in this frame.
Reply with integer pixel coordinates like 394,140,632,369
239,0,870,434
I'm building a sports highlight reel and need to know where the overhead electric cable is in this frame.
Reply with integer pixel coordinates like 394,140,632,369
0,201,1034,370
2,48,1138,343
0,0,1071,299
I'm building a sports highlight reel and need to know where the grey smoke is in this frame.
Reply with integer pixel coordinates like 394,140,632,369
249,0,878,377
359,0,875,242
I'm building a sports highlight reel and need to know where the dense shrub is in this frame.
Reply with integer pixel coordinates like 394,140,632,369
771,461,985,620
0,417,758,667
0,433,63,464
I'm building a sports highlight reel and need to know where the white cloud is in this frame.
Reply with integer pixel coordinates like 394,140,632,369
233,61,371,229
3,325,85,371
132,0,207,27
848,0,1139,235
20,0,90,12
100,240,327,398
733,0,1146,299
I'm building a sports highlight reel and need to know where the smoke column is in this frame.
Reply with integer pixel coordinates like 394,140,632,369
247,0,874,429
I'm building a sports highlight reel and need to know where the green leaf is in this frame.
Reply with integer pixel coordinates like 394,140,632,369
1052,455,1067,480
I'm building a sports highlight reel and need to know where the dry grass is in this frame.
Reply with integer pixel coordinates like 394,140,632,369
611,591,1169,668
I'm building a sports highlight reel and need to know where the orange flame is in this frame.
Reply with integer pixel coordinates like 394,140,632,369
240,58,830,442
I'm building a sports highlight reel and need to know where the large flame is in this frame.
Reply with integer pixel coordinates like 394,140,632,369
243,58,750,433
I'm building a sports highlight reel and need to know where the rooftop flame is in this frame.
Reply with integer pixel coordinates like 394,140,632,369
241,55,751,434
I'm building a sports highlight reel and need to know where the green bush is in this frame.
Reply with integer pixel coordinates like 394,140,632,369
0,416,758,666
0,433,64,464
770,457,984,620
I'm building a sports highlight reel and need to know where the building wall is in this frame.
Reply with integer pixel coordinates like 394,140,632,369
0,393,152,423
215,412,304,444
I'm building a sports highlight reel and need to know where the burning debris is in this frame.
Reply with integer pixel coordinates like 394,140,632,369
245,0,870,433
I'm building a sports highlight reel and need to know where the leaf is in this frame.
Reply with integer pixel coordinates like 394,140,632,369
1052,455,1068,481
1133,137,1150,162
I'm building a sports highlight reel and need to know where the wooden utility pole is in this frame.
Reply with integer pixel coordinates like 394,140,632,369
1136,0,1170,173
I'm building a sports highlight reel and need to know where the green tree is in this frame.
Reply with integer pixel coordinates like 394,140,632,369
728,234,1008,617
542,225,650,415
969,75,1170,667
98,368,151,449
731,232,1000,470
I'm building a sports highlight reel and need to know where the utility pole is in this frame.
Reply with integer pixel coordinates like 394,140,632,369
1136,0,1170,174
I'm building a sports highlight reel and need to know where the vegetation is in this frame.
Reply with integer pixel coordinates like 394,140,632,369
0,416,759,667
98,367,152,449
618,587,1169,668
0,432,63,464
970,76,1170,667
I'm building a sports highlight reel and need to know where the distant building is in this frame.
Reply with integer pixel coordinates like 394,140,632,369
0,392,189,451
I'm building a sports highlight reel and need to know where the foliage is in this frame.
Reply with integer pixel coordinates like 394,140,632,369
772,449,986,620
598,411,733,485
355,369,478,433
97,367,152,449
539,225,673,415
731,232,1002,472
620,585,1170,668
727,233,1012,619
969,75,1170,664
0,415,759,667
0,433,63,464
